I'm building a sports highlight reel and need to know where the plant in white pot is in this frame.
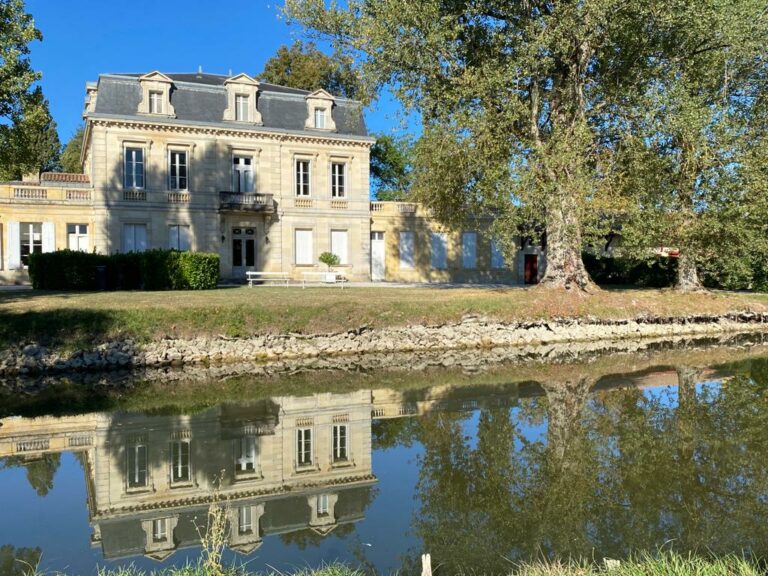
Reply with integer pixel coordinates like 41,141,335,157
319,251,341,282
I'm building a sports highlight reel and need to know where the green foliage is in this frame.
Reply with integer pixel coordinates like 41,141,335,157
0,454,60,497
582,254,677,288
258,40,364,101
370,133,413,200
0,87,61,180
59,125,85,173
0,0,41,123
319,251,340,270
28,250,220,291
0,544,41,576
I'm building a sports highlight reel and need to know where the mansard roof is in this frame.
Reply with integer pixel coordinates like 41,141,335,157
88,72,369,138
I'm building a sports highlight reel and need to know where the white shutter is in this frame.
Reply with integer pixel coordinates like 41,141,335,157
295,229,313,265
180,226,191,251
122,225,134,252
431,232,447,270
42,222,55,253
8,221,20,270
331,230,348,265
462,232,477,269
491,240,505,269
169,226,180,250
399,231,415,269
136,225,147,252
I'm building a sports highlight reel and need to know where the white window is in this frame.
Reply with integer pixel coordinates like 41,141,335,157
295,229,313,265
123,224,148,253
238,506,253,535
295,160,311,196
20,222,42,267
333,424,348,462
491,240,505,269
330,162,346,197
235,94,249,121
67,224,89,251
149,91,163,114
170,440,191,484
168,225,191,251
233,156,254,193
127,443,148,488
152,518,168,542
314,107,326,129
235,436,257,476
168,150,187,190
399,231,415,269
124,147,145,189
462,232,477,269
297,427,313,466
330,230,348,265
317,494,329,516
431,232,447,270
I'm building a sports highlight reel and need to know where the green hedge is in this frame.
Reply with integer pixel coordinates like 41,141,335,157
28,250,220,291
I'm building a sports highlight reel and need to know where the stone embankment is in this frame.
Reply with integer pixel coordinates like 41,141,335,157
2,312,768,378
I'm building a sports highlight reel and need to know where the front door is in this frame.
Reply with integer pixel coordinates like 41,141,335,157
371,231,385,281
232,228,256,278
524,254,538,285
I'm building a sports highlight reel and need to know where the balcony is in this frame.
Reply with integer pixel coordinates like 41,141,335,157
219,192,275,213
1,183,92,204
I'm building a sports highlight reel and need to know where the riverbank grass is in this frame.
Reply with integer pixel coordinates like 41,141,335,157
2,285,767,350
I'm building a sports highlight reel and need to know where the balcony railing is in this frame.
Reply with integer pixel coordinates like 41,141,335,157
219,192,274,213
2,185,92,204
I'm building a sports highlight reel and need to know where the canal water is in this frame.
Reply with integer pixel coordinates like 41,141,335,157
1,340,768,575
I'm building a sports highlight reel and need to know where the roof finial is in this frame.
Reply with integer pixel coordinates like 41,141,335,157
228,68,233,77
197,65,203,77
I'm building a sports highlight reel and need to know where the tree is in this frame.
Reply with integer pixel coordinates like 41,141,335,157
0,87,60,180
258,40,363,101
59,125,84,173
285,0,768,291
0,453,61,496
370,132,413,200
0,0,42,123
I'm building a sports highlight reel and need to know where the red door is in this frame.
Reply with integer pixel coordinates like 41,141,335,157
524,254,538,284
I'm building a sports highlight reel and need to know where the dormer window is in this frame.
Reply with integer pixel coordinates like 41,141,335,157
314,108,327,129
149,91,163,114
235,95,249,121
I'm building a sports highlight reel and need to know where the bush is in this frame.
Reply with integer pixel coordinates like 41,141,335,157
29,250,220,291
583,253,677,287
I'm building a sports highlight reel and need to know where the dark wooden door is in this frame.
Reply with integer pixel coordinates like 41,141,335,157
524,254,538,284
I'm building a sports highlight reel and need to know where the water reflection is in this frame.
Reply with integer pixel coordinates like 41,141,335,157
1,356,768,574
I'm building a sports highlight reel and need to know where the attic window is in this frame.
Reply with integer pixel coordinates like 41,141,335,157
149,91,163,114
235,95,249,121
314,108,326,129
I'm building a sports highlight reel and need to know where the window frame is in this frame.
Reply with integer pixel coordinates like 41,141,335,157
124,146,145,189
168,149,188,191
122,223,148,253
330,229,349,266
238,506,253,535
332,424,348,463
295,159,311,197
67,223,89,252
20,222,43,268
168,224,191,252
330,162,346,198
149,90,164,114
232,155,254,193
296,427,313,467
234,436,258,477
314,107,327,129
462,231,478,270
127,443,148,490
430,232,448,270
235,94,250,122
294,228,314,266
170,440,191,485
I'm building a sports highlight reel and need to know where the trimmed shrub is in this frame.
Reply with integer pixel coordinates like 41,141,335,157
29,250,220,291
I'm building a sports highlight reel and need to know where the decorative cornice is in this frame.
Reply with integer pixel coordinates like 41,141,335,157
87,117,374,148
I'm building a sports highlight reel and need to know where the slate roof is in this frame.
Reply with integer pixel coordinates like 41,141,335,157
88,72,370,139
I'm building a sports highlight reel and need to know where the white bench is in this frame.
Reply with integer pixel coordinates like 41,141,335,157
301,271,348,289
246,271,291,287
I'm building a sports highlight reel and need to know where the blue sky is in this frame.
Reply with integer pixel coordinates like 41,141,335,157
25,0,410,143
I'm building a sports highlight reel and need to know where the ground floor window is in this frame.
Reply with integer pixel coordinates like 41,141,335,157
462,232,477,269
330,230,348,265
333,424,348,462
295,229,314,265
297,427,313,466
123,224,147,253
20,222,43,267
169,225,191,251
235,436,258,476
431,232,447,270
67,224,89,251
170,440,191,484
491,240,505,269
127,443,148,488
399,231,415,269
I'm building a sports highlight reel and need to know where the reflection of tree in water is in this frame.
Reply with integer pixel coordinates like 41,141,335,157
0,544,42,576
0,454,61,497
407,362,768,574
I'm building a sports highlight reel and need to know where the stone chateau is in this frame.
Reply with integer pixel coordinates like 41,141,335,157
0,70,544,285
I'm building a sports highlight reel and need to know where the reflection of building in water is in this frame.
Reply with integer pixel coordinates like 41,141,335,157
0,391,374,561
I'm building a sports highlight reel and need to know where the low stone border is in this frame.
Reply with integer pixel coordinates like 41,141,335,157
1,312,767,378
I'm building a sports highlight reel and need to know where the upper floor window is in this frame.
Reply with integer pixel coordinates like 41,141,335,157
124,147,145,189
331,162,346,198
149,91,163,114
170,440,191,484
314,108,327,129
297,427,313,467
295,160,310,196
235,94,249,121
239,506,253,535
317,494,329,516
152,518,168,543
235,436,257,476
127,443,148,488
233,156,254,193
333,424,348,462
168,150,187,190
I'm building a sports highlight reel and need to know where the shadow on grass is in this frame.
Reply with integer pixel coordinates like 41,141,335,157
0,307,124,349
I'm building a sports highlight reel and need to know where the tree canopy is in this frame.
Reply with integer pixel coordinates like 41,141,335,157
285,0,768,291
59,125,84,174
369,132,413,200
0,0,41,123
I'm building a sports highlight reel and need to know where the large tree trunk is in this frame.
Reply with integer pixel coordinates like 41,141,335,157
676,252,702,291
539,187,595,291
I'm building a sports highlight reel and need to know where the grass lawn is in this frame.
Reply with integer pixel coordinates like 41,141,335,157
1,285,767,350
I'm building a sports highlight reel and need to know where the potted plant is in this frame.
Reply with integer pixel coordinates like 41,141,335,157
319,251,341,282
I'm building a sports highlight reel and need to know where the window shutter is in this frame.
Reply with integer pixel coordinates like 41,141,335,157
491,240,505,269
331,230,348,265
462,232,477,269
295,230,313,265
399,231,415,269
123,225,134,252
8,221,20,270
169,226,179,250
431,233,447,270
136,225,148,252
42,222,55,253
180,226,191,251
